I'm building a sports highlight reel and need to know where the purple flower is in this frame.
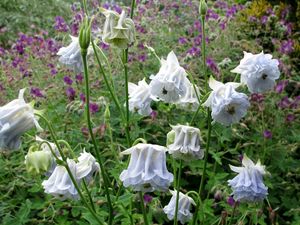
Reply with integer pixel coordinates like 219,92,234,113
280,39,294,55
51,68,58,76
278,96,291,109
66,87,76,101
75,73,83,83
143,194,153,204
219,20,227,30
30,87,44,98
263,130,272,139
80,93,86,102
206,57,219,75
187,47,200,57
178,37,188,45
150,110,157,120
89,103,99,114
138,54,147,62
290,96,300,109
250,93,264,103
54,16,69,32
227,196,235,207
285,114,295,123
260,16,268,25
63,76,73,85
275,80,288,93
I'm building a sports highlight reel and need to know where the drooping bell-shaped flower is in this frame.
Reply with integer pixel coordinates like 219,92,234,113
231,51,280,93
42,159,79,200
203,77,250,126
228,154,268,202
25,146,53,174
163,190,196,224
119,143,173,192
0,89,43,151
176,82,200,111
76,150,100,182
149,51,189,103
128,78,158,116
57,35,88,72
101,8,135,49
167,125,203,161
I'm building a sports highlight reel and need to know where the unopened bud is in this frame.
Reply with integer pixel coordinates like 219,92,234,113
25,147,53,174
166,130,175,146
199,0,208,16
104,105,110,122
79,17,91,51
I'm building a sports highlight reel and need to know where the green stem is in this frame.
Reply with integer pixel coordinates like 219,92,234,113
81,50,113,225
139,191,149,225
201,15,208,93
228,202,238,225
83,179,96,212
35,114,104,225
174,160,183,225
122,49,132,146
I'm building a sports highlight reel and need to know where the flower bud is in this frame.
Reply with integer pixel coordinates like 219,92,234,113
104,105,110,122
25,147,53,174
199,0,208,16
79,17,91,51
166,130,175,146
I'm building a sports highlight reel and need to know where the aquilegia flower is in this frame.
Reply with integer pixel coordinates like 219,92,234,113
176,83,200,111
42,159,79,200
231,51,280,93
101,8,135,49
76,150,100,182
163,190,195,224
203,77,250,126
149,51,189,103
228,154,268,202
128,78,157,116
119,143,173,192
167,124,203,161
57,35,84,72
25,146,53,174
0,89,43,151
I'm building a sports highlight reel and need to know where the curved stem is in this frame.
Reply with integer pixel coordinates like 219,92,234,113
83,179,96,212
35,114,104,225
81,50,113,225
139,191,149,225
174,160,183,225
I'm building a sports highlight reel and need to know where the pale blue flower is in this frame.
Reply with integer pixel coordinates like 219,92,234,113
228,154,268,202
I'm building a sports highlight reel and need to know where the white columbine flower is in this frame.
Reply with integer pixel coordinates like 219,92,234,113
167,125,203,161
119,143,173,192
176,82,200,111
228,154,268,202
128,78,158,116
42,159,79,200
76,150,100,182
149,51,189,103
101,8,135,49
57,35,84,72
231,51,280,93
203,77,250,126
163,190,196,224
0,89,43,151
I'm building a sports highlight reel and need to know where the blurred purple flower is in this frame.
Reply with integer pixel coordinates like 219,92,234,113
89,103,99,114
285,114,295,123
150,110,157,120
275,80,288,93
290,96,300,109
30,87,44,98
51,68,58,76
250,93,264,103
278,96,291,109
178,37,188,45
75,73,83,83
66,87,76,101
54,16,69,32
80,93,86,102
260,16,268,25
143,194,153,204
64,76,73,85
280,39,294,55
263,130,272,139
227,196,235,207
206,57,219,75
219,20,227,30
187,47,200,57
138,54,147,62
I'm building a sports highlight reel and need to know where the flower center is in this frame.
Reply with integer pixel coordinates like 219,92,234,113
227,105,236,115
162,87,168,95
262,74,268,80
143,183,151,188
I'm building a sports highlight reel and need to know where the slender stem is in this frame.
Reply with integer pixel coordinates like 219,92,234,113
139,191,149,225
174,160,183,225
35,114,104,225
81,50,113,225
122,50,132,146
129,0,136,19
83,179,96,212
190,105,201,125
228,202,238,225
192,11,211,225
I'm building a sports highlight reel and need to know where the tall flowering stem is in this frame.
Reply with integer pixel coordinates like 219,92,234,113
139,191,149,225
81,49,114,225
35,114,104,225
192,1,212,224
174,159,183,225
122,0,136,146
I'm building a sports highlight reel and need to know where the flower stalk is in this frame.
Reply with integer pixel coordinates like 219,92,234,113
174,159,183,225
